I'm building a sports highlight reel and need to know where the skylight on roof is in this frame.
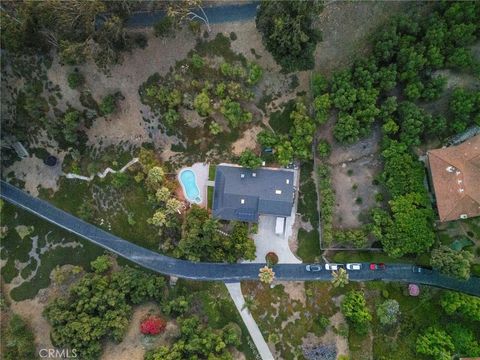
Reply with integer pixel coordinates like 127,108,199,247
275,190,282,195
241,199,245,204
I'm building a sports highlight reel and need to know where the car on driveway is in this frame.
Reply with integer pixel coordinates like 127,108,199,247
325,263,344,271
412,265,433,274
369,263,386,270
346,263,362,270
306,264,322,272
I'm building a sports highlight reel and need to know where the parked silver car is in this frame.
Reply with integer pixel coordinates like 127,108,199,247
325,263,344,271
346,263,362,270
306,264,322,272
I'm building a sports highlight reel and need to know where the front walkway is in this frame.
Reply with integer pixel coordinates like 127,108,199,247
225,282,274,360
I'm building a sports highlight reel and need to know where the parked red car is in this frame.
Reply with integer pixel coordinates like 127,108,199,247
369,263,386,270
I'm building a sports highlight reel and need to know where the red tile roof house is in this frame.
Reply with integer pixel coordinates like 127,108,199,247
427,135,480,222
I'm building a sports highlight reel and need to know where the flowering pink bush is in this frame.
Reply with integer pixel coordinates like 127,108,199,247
140,316,166,335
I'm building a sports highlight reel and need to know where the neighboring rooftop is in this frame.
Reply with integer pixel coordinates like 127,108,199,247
427,135,480,222
212,164,295,222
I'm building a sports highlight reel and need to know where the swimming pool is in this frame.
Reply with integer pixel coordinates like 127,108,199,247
179,168,202,204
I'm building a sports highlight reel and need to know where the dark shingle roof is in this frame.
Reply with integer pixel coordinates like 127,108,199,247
212,165,294,222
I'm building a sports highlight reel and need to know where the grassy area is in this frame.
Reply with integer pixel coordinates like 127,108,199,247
207,186,214,209
269,99,296,134
296,162,320,262
0,203,103,301
298,162,319,229
297,228,320,263
208,164,216,181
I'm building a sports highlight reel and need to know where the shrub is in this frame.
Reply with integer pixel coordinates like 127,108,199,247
67,72,84,89
90,255,112,273
316,139,331,158
140,316,167,335
229,32,237,41
100,94,117,115
265,252,279,266
3,314,36,360
154,16,174,37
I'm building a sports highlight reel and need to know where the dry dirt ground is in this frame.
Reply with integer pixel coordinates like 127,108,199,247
317,114,383,230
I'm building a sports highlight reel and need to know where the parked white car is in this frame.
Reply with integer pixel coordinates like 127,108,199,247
346,263,362,270
306,264,322,272
325,263,344,271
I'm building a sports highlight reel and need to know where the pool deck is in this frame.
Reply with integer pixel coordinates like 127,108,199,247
182,163,209,208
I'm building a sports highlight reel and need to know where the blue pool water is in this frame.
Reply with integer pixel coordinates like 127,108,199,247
179,169,202,204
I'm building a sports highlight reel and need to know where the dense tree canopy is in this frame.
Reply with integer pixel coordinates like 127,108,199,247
372,192,435,258
44,264,166,360
176,206,255,263
431,246,474,280
440,291,480,321
416,327,454,360
256,0,323,72
341,290,372,334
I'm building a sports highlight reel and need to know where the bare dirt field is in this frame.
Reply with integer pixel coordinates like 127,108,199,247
316,114,383,229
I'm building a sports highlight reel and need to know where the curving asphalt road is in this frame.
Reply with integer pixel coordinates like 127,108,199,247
1,181,479,297
125,2,258,28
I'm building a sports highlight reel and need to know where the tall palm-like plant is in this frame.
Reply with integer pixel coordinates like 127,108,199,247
331,268,349,288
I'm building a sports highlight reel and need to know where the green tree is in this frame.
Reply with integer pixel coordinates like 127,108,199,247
100,94,117,115
341,290,371,334
67,72,85,89
440,291,480,321
220,98,252,127
431,246,473,280
255,0,323,72
334,113,360,143
194,91,212,116
331,268,349,288
209,121,222,135
374,192,435,258
45,267,165,360
238,149,262,169
3,314,36,360
416,327,454,360
313,93,331,124
62,109,82,143
316,139,331,159
146,166,165,190
90,255,112,274
446,324,480,357
376,299,400,326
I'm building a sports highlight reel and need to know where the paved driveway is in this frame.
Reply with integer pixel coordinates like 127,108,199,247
250,215,301,264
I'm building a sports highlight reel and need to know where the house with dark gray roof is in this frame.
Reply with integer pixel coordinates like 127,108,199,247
212,164,295,222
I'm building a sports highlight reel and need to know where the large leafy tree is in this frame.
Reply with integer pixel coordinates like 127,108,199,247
440,291,480,321
177,206,255,263
238,149,262,169
256,0,323,72
416,327,454,360
376,299,400,326
341,290,372,334
430,246,473,280
3,314,36,360
373,192,435,258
